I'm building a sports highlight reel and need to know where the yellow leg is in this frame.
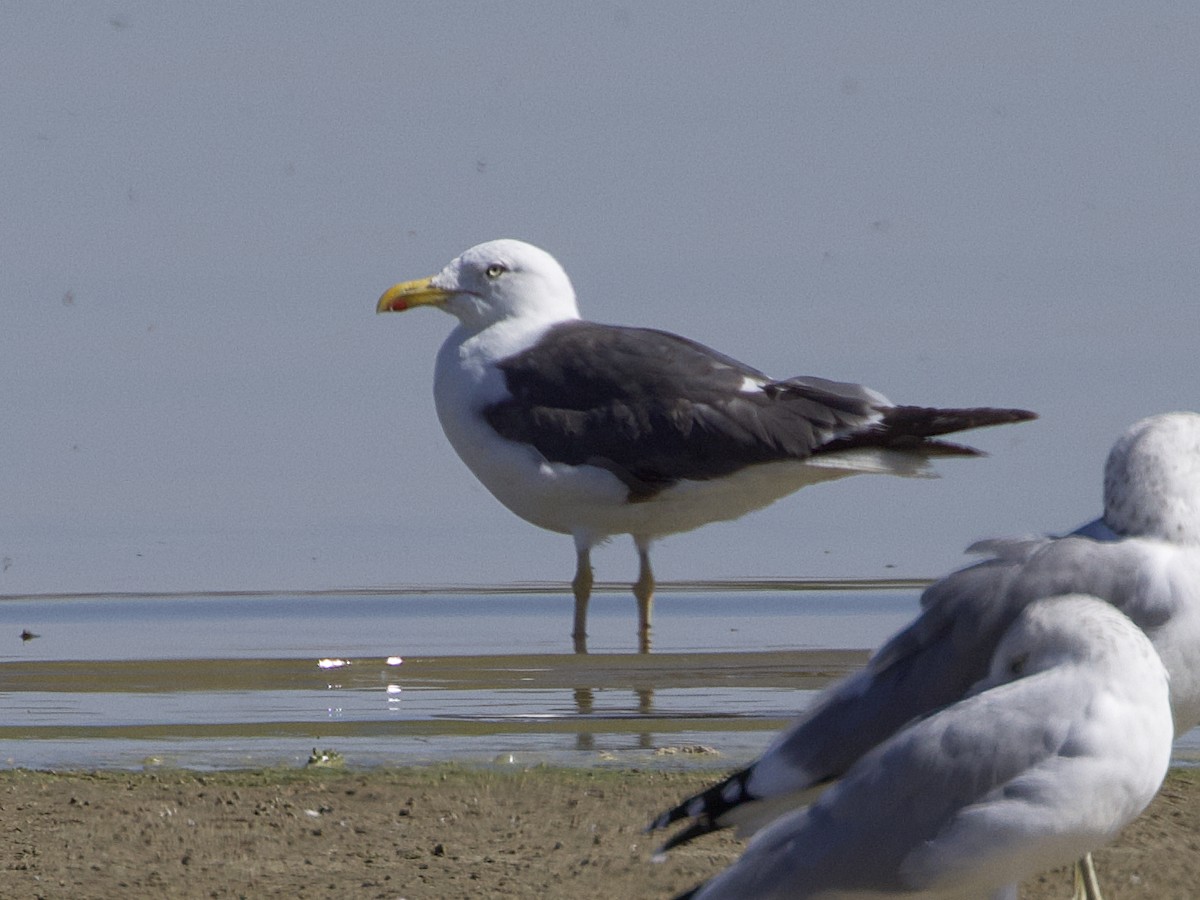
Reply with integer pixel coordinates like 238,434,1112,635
572,547,592,654
634,540,654,654
1071,853,1103,900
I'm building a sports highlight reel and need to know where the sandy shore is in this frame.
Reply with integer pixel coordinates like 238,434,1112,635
1,764,1196,899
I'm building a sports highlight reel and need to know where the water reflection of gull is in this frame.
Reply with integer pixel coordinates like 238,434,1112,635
673,596,1172,900
376,239,1034,654
654,411,1200,897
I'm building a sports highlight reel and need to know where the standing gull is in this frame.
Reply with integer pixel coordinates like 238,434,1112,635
674,595,1173,900
377,239,1035,652
651,411,1200,896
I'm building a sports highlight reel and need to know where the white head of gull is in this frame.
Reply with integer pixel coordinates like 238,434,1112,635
378,239,1036,653
1104,411,1200,544
387,239,581,333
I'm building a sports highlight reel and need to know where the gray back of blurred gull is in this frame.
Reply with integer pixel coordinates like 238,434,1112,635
651,411,1200,845
675,595,1172,900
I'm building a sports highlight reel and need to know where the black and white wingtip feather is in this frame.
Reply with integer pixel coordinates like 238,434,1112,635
647,768,758,850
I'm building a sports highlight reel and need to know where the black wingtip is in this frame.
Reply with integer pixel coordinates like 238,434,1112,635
647,766,757,855
672,886,702,900
884,405,1038,437
655,817,724,853
982,407,1038,425
647,804,689,834
814,405,1037,459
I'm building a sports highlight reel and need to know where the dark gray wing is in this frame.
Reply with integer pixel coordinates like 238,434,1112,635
483,321,1034,500
483,322,885,498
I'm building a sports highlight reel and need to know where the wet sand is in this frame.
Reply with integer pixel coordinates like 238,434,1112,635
1,764,1196,898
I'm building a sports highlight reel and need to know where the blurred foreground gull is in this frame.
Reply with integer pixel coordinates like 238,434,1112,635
674,595,1173,900
651,411,1200,894
376,239,1035,652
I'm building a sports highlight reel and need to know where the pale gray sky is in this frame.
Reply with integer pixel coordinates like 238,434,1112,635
2,3,1197,595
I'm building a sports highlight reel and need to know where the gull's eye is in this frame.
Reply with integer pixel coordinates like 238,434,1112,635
485,263,507,280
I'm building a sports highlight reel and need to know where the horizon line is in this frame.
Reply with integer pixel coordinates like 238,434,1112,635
0,576,931,603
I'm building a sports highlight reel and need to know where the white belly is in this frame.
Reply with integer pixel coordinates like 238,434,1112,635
439,401,853,544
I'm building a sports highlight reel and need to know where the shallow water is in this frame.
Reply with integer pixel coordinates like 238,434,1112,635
1,586,1196,771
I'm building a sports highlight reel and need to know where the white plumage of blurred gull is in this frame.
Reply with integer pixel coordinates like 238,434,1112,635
651,411,1200,896
674,595,1173,900
376,239,1035,652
